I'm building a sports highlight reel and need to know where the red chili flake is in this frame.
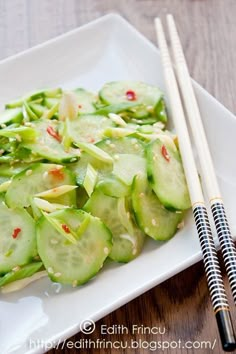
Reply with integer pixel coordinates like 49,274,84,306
78,104,83,109
126,90,136,101
62,224,70,233
12,228,21,239
46,125,61,142
88,137,95,143
49,168,65,180
161,145,170,162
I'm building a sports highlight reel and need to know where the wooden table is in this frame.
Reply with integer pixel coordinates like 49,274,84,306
1,1,236,353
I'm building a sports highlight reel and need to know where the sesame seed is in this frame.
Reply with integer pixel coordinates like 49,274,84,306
114,154,119,161
48,267,54,274
26,169,32,176
139,192,145,197
0,149,4,155
110,144,115,149
131,138,137,145
1,123,6,128
56,165,63,170
43,171,48,180
177,221,185,230
153,155,156,161
24,122,32,127
134,144,139,150
12,265,20,272
152,218,157,226
50,238,59,245
70,157,77,162
104,247,109,255
105,140,111,145
176,211,182,214
127,212,130,219
72,280,78,287
54,272,62,277
144,227,149,233
132,248,137,255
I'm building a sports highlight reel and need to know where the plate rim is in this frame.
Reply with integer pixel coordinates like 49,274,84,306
1,13,236,354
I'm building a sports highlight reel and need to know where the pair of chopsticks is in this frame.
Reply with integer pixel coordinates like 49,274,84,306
155,15,236,351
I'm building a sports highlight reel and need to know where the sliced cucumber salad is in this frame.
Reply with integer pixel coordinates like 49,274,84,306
0,81,190,291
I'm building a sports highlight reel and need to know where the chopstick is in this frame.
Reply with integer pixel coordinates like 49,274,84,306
154,17,236,351
166,13,236,307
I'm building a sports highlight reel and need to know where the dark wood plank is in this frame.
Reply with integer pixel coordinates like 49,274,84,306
0,1,235,353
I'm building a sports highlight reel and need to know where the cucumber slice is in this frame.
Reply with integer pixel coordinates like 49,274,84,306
99,81,164,121
132,174,183,240
37,209,112,285
84,190,145,262
0,203,36,274
9,146,43,164
0,108,23,126
113,154,146,186
0,163,30,177
146,139,191,210
0,262,43,287
97,137,145,156
67,115,113,144
21,119,79,163
99,81,162,106
127,105,150,119
95,102,139,116
96,174,130,197
6,163,77,208
69,151,113,186
74,88,97,114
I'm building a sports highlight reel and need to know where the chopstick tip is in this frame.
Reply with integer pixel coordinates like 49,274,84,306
166,13,173,20
166,14,175,26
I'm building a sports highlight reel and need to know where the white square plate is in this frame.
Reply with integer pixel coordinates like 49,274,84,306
0,14,236,354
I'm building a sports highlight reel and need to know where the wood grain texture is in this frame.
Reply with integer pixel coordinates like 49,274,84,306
0,1,235,353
